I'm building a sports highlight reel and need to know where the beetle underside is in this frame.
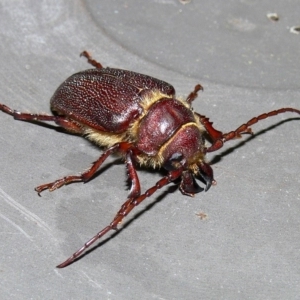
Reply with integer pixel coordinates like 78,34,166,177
0,51,299,268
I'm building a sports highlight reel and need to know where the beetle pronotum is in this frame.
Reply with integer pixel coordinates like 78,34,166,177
1,51,299,268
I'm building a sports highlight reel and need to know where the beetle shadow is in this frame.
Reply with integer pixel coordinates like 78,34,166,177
208,117,300,165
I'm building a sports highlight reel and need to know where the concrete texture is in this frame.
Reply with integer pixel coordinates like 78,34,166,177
0,1,300,299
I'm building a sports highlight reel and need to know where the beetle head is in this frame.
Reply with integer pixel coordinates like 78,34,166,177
162,123,215,196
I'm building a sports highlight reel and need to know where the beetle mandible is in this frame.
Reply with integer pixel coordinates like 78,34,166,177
0,51,299,268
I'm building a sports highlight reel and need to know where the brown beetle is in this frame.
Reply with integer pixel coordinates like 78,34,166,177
0,51,299,268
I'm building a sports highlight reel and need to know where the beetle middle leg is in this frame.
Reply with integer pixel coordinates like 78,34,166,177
35,142,139,194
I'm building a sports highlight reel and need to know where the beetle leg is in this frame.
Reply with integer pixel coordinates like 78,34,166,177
196,113,224,141
0,103,58,122
80,51,103,69
186,84,203,104
35,142,134,194
198,162,217,191
180,170,204,196
205,108,300,153
56,167,183,268
0,103,84,134
125,150,141,199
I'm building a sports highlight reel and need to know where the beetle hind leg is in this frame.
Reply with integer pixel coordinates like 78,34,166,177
0,103,84,134
0,103,57,123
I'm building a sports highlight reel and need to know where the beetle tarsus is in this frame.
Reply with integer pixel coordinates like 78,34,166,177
0,103,14,115
186,84,203,104
80,50,103,69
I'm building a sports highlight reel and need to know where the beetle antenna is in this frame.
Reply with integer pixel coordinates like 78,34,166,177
56,167,183,268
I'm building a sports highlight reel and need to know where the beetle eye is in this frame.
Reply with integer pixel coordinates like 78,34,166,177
163,152,184,171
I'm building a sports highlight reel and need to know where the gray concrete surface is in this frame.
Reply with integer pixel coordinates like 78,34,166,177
0,1,300,299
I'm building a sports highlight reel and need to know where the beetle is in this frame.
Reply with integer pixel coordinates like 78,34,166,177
0,51,299,268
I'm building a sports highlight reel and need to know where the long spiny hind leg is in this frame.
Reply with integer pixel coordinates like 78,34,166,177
0,103,84,133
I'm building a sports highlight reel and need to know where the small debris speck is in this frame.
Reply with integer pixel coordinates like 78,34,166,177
266,13,279,22
179,0,191,4
290,26,300,34
196,212,208,220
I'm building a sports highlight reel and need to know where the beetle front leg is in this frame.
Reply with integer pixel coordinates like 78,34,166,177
35,142,134,194
203,108,300,153
106,150,142,230
196,113,225,142
56,167,184,268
